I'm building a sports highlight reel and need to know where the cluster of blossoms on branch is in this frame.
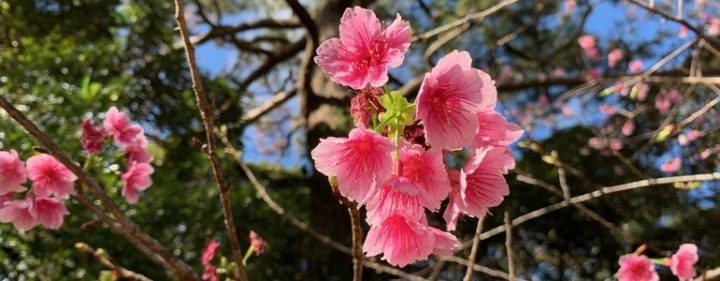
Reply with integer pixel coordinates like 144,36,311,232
617,243,699,281
311,7,522,267
201,231,267,281
0,106,154,232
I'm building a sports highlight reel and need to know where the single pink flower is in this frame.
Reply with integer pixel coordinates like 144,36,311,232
0,150,27,195
709,17,720,36
617,254,659,281
365,176,433,225
636,82,649,101
610,139,623,151
31,197,69,230
428,226,459,256
104,106,143,147
458,147,514,218
202,264,219,281
622,120,635,136
588,137,608,150
314,7,412,89
416,50,497,150
577,35,595,50
443,169,463,231
363,214,434,267
686,130,700,142
249,230,268,255
400,145,450,209
311,127,394,203
81,119,106,154
587,68,603,80
202,240,219,265
0,197,38,231
608,48,624,67
564,0,576,11
679,25,689,38
472,112,523,148
26,154,76,199
661,157,682,173
123,133,153,164
599,105,617,115
121,162,154,204
629,59,644,74
350,86,385,128
669,244,698,281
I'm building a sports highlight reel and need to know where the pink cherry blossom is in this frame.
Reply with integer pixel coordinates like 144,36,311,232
587,68,603,80
443,169,463,231
679,25,689,38
201,240,219,281
363,214,434,267
0,150,27,195
636,82,649,101
669,243,698,281
629,59,644,74
599,105,617,115
31,197,69,229
472,112,523,148
588,137,608,150
104,106,143,147
428,226,459,256
416,50,497,150
458,147,514,218
400,145,450,209
661,157,682,173
311,127,394,203
122,132,153,164
81,119,106,154
709,17,720,36
121,162,154,204
608,48,624,67
0,197,38,231
577,35,596,50
686,130,700,142
365,176,433,225
617,254,659,281
564,0,576,11
26,154,77,199
314,7,411,89
610,139,623,151
249,230,268,255
622,120,635,136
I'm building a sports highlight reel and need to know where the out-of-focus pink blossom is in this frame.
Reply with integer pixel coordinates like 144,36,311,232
363,214,434,267
416,50,497,150
616,82,629,96
636,82,649,101
629,59,644,73
561,103,575,116
622,120,635,136
26,154,76,199
599,105,617,115
617,254,659,281
121,162,154,204
201,240,219,281
31,197,69,230
614,165,625,176
577,35,599,60
81,119,106,154
608,48,624,67
564,0,576,11
104,107,143,147
0,197,38,231
311,127,394,203
679,25,689,38
660,157,682,173
588,137,608,150
709,17,720,36
587,68,603,80
0,150,27,196
686,130,700,142
610,139,623,151
314,7,412,89
669,243,698,281
249,230,268,255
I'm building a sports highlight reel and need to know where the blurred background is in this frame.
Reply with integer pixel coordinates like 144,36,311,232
0,0,719,280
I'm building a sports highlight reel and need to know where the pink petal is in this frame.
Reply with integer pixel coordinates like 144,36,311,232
27,154,77,199
121,162,154,204
365,176,431,226
363,214,434,267
0,198,38,231
660,158,681,173
670,243,698,281
0,150,27,195
383,14,412,68
617,254,659,281
459,147,513,217
428,226,459,256
472,112,523,147
31,197,69,230
400,145,450,210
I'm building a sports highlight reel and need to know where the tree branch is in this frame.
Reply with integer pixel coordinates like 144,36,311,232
76,242,152,281
463,216,485,281
173,1,248,280
623,0,720,49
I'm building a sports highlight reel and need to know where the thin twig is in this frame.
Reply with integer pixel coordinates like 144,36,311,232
463,216,485,281
76,243,152,281
414,0,519,41
504,212,515,281
623,0,720,49
173,1,248,279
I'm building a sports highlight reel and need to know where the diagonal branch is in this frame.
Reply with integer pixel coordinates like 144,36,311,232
173,1,248,280
76,242,152,281
623,0,720,49
414,0,519,41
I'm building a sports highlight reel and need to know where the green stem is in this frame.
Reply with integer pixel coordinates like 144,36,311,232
242,246,255,265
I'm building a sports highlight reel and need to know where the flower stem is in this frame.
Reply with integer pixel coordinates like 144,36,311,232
242,246,255,265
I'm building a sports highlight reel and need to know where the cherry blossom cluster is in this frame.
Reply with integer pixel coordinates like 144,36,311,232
617,243,699,281
201,231,267,281
0,151,74,231
83,106,154,204
310,7,522,267
0,107,154,232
